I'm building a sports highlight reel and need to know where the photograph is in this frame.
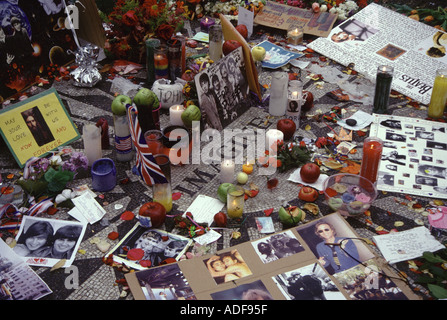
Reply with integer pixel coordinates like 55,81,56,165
210,279,273,300
296,215,374,275
330,18,378,43
376,44,407,61
333,259,408,300
13,215,86,268
108,224,192,270
272,263,345,300
203,249,253,285
195,47,250,129
251,230,304,264
135,263,197,300
21,106,55,146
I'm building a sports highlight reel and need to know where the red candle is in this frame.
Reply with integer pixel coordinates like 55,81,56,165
360,137,383,184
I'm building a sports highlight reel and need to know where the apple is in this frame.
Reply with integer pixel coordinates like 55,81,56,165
111,94,131,116
302,91,314,113
252,46,266,62
278,206,306,227
236,172,248,185
298,186,319,202
213,211,228,227
236,24,248,39
181,104,201,128
133,88,159,109
217,183,234,203
277,118,297,140
139,202,166,228
222,40,242,56
300,162,320,183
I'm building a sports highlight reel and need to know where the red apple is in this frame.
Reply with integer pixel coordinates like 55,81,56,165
277,118,297,140
222,40,242,56
302,91,314,113
298,186,319,202
139,202,166,228
235,24,248,39
213,211,228,227
300,162,321,183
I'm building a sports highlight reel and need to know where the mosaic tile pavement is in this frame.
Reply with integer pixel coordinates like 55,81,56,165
1,41,446,300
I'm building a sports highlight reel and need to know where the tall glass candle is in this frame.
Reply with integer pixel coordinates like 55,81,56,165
360,137,383,184
167,38,182,82
83,124,102,166
269,71,288,116
220,159,235,183
153,181,172,213
144,130,164,155
287,90,302,129
373,65,394,114
428,69,447,119
209,25,223,62
146,38,160,87
227,185,245,219
154,45,169,80
113,114,133,162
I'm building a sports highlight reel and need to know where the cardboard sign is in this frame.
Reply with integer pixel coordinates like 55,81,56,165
0,88,80,167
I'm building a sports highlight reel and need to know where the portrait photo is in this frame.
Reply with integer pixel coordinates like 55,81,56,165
251,230,304,264
21,106,55,146
203,249,253,285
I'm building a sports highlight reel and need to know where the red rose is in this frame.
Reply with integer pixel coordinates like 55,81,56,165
156,24,175,41
122,10,139,27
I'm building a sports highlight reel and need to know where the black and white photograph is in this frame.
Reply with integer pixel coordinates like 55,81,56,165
13,215,86,268
203,249,253,285
135,263,197,300
251,230,304,264
330,18,378,43
0,238,52,300
272,263,345,300
211,279,274,300
195,46,250,130
108,224,192,270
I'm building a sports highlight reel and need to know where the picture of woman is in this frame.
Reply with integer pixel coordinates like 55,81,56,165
204,249,253,284
13,220,54,257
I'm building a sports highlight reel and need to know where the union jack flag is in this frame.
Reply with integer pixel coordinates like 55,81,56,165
126,104,167,186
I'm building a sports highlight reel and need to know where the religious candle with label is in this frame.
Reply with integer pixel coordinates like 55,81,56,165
220,159,235,183
154,45,169,80
428,69,447,119
373,65,393,114
360,137,383,184
287,90,302,128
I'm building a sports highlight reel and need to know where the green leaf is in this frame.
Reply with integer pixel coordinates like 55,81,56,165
45,168,74,193
16,178,48,198
422,251,446,264
428,284,447,299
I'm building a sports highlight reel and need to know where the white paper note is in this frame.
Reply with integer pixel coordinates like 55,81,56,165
71,192,106,224
183,194,224,226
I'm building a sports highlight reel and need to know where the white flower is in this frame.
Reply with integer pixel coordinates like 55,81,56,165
320,4,328,12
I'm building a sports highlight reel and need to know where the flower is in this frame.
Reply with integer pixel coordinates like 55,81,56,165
156,24,175,41
122,10,139,26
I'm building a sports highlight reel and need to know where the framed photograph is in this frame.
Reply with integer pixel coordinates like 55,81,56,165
195,47,250,130
107,224,193,270
0,88,80,167
203,249,253,285
134,263,197,300
251,230,305,264
13,215,86,268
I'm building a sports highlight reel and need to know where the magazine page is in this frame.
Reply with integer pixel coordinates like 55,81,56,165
307,3,447,105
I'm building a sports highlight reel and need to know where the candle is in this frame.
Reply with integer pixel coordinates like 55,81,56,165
242,161,254,174
227,185,244,219
144,129,164,155
91,158,116,192
169,104,185,126
145,38,160,87
360,137,383,184
153,182,173,213
265,129,284,152
287,27,303,45
373,65,394,114
83,124,102,166
154,45,169,80
287,91,302,128
167,38,182,82
428,69,447,119
209,25,223,62
200,17,215,32
269,71,288,116
220,159,235,183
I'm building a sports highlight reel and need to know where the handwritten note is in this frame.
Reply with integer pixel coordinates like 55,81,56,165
70,192,106,224
183,194,224,226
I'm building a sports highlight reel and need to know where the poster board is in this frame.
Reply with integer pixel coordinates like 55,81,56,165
253,1,337,37
307,3,447,105
369,114,447,199
126,213,420,300
0,88,80,167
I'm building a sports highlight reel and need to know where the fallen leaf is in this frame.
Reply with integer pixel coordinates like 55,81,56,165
172,192,182,200
50,259,66,272
120,211,135,220
264,208,274,216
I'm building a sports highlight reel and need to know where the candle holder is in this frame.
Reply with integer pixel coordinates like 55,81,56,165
162,125,191,165
113,113,134,162
154,45,169,80
200,17,215,32
373,65,394,114
287,26,303,45
359,137,383,184
287,91,303,129
145,38,160,87
153,181,173,213
428,69,447,119
91,158,117,192
144,129,164,155
227,185,245,219
167,38,182,82
209,25,223,62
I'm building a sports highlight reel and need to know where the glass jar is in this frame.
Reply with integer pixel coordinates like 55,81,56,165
144,130,164,155
154,45,169,80
227,185,245,219
153,182,172,213
428,69,447,119
145,38,160,87
372,65,394,114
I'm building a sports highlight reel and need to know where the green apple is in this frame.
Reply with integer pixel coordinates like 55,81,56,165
236,172,248,185
252,46,266,62
217,183,234,203
133,88,159,109
181,104,201,128
111,94,132,116
278,206,306,227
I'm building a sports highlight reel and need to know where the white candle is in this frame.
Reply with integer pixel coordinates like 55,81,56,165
169,104,185,126
287,27,303,45
83,124,102,166
265,129,284,152
220,159,235,183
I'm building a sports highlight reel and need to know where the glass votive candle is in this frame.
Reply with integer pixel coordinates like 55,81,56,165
287,26,303,45
144,130,164,155
227,185,245,219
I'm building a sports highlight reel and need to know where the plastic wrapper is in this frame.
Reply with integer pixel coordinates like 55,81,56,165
71,44,102,87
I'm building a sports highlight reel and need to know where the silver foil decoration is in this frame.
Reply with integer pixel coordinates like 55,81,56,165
70,44,102,87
